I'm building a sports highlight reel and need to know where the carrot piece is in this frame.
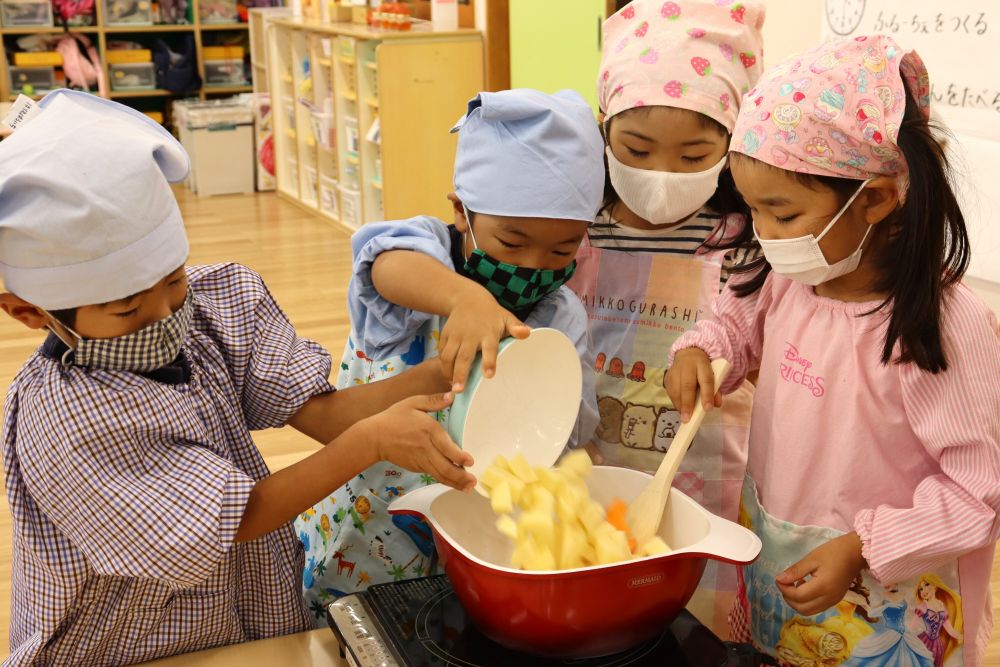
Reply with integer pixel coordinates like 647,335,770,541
606,499,628,530
605,499,637,553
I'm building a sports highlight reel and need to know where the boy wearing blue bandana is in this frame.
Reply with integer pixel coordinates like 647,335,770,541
297,88,603,614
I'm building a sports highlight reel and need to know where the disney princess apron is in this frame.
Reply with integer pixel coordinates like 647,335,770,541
734,475,965,667
566,236,754,637
295,322,445,624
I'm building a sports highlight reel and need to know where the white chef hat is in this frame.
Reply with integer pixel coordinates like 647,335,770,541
451,89,605,223
0,89,191,310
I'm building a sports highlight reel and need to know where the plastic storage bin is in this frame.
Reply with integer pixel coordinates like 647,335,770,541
102,0,152,25
1,0,53,27
338,185,361,229
320,175,339,218
343,161,360,191
337,37,354,59
282,96,295,130
65,8,94,25
8,66,55,94
200,0,238,23
309,109,334,150
343,115,359,157
253,92,275,192
204,59,246,87
173,99,255,196
302,165,318,203
110,62,155,90
285,156,299,193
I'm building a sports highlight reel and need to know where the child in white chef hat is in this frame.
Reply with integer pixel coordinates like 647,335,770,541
0,89,472,666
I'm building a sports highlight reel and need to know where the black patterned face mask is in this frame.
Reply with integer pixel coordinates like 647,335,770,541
463,249,576,312
461,218,576,312
48,291,193,372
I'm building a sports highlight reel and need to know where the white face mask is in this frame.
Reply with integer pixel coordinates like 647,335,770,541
754,179,874,286
606,147,727,226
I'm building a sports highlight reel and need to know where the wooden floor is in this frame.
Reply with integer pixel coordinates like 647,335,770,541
0,190,996,663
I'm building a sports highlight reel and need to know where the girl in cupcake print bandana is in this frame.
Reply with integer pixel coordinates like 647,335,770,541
667,35,1000,666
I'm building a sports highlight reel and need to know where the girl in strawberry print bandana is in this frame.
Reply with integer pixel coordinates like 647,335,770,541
566,0,765,637
668,35,1000,666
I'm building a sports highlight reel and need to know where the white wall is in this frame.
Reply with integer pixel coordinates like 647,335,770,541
474,0,486,30
759,0,999,317
967,278,1000,319
761,0,822,65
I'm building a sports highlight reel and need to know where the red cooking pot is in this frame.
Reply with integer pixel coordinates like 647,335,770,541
389,465,761,658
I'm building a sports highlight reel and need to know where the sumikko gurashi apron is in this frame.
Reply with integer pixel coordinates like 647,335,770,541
295,321,445,624
565,236,754,637
734,476,965,667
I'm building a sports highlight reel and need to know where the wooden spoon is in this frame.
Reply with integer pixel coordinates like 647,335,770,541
626,358,732,548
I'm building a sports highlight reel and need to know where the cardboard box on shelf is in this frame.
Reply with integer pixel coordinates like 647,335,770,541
203,45,245,61
13,51,61,67
106,49,153,65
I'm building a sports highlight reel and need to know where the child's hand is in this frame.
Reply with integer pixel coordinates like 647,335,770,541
366,393,476,491
583,442,604,465
664,347,722,423
776,532,867,617
439,288,530,392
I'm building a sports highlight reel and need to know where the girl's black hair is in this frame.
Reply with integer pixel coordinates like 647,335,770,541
598,107,755,255
728,83,970,373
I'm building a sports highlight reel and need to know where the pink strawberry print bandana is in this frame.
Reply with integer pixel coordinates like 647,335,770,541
598,0,766,132
731,34,931,182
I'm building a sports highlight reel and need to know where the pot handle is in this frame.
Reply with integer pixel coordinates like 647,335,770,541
387,483,449,521
692,511,762,565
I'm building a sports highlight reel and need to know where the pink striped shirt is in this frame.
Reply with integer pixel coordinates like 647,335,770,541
671,273,1000,664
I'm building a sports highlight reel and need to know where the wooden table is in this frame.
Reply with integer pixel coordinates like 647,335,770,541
140,630,346,666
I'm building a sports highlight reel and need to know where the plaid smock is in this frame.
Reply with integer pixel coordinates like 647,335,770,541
3,263,334,666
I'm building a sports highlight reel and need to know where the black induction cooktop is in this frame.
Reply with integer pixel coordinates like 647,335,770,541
327,575,764,667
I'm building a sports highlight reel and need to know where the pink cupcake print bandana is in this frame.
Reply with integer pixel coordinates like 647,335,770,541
731,34,931,182
598,0,765,132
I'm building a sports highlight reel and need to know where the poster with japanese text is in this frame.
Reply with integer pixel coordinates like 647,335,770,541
822,0,1000,283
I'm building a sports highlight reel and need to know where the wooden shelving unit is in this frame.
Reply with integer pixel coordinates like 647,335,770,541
0,0,256,120
266,17,483,230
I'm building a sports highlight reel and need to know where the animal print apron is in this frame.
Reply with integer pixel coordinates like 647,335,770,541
295,321,445,625
733,475,965,667
566,239,754,638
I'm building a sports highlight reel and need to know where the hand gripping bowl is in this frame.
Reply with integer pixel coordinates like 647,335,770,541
389,466,762,658
445,327,582,492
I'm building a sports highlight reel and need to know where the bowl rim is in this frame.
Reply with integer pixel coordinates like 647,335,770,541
448,327,583,478
392,468,762,576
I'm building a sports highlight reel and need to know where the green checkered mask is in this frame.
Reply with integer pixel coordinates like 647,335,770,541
461,219,576,312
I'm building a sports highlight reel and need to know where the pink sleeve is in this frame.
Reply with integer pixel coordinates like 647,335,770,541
854,287,1000,585
669,272,771,394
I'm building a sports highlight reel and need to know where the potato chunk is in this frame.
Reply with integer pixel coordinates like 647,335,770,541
481,453,645,570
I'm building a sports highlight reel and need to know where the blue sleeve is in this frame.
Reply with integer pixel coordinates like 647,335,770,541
525,287,599,450
348,216,455,360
